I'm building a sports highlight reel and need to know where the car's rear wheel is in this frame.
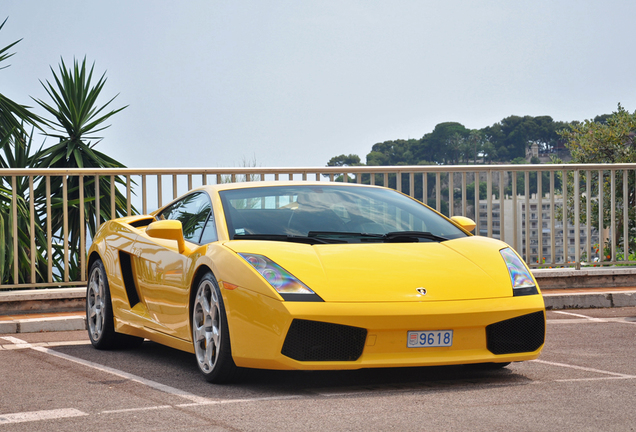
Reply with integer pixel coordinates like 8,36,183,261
192,272,238,383
86,259,143,350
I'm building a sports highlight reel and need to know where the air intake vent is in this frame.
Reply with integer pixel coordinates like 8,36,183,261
486,311,545,355
281,319,367,361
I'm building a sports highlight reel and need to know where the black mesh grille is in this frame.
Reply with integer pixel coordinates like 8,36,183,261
486,311,545,355
281,319,367,361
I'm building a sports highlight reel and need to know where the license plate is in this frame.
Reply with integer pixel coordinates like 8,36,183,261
407,330,453,348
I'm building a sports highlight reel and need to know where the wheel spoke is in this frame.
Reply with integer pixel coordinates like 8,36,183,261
211,307,221,349
87,266,106,341
193,278,224,375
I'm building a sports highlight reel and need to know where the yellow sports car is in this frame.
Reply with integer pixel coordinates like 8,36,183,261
86,182,545,383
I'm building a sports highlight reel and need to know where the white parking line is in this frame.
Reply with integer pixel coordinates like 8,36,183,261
1,336,211,404
0,336,304,412
552,311,606,322
0,339,90,350
0,408,87,424
101,405,174,414
532,359,636,379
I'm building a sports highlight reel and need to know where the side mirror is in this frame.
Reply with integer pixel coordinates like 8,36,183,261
146,220,187,253
450,216,476,233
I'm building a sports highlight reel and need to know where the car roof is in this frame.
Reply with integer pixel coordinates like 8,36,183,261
193,181,386,193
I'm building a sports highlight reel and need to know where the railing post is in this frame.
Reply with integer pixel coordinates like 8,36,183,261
586,171,591,264
46,176,53,283
29,175,36,284
538,169,543,266
524,171,530,263
574,170,580,269
611,170,616,261
11,176,18,284
127,175,132,216
549,171,555,267
80,175,86,280
623,169,629,262
111,175,117,219
499,171,505,243
487,170,492,238
562,169,568,264
598,170,604,264
512,171,517,252
461,172,466,217
448,172,454,214
63,175,69,282
435,172,440,213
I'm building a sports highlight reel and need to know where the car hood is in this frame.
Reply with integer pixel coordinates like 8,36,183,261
224,236,517,302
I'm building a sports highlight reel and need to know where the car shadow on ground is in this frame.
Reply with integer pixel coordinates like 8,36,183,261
56,340,534,396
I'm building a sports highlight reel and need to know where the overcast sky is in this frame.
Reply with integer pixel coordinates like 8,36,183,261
3,1,635,169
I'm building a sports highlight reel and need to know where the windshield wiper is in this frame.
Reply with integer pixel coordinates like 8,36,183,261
308,231,384,239
307,231,448,243
383,231,448,242
233,233,345,244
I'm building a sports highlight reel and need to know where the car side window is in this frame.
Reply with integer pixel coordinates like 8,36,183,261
157,192,213,243
199,214,218,244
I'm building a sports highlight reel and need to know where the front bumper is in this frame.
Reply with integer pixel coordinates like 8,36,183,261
223,288,546,370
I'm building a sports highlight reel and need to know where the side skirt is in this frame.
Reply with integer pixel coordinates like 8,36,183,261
114,318,195,354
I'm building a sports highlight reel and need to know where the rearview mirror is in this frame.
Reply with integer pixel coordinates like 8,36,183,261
146,220,187,253
450,216,476,233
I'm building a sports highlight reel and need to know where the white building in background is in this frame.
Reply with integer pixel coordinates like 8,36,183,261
477,194,600,265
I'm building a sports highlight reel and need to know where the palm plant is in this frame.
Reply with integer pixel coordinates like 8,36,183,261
0,127,49,284
0,18,41,165
1,18,46,285
32,57,131,280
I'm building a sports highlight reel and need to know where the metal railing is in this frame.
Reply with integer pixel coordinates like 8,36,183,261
1,164,634,290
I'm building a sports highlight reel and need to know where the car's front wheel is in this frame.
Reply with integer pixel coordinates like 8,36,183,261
86,259,143,350
192,272,238,383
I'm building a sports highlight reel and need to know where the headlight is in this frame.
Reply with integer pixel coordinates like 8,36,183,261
239,253,323,301
500,247,538,296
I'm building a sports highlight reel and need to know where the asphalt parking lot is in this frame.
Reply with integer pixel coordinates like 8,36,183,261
1,307,635,432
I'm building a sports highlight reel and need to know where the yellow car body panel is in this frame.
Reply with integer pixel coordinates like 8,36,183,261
223,236,520,303
87,182,545,373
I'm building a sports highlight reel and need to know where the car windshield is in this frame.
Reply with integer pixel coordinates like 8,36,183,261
219,185,468,243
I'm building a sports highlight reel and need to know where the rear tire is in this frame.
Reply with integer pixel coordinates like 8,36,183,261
86,259,143,350
192,272,238,383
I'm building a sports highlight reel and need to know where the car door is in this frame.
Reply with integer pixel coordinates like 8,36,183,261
133,191,215,340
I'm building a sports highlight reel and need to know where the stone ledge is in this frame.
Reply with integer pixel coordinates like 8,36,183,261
0,288,86,315
0,287,86,303
533,267,636,278
543,291,636,309
532,267,636,289
0,316,87,333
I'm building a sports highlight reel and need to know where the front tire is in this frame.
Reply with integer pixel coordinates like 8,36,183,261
86,259,143,350
192,272,238,383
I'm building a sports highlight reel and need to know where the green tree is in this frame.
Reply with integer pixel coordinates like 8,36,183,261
481,115,570,161
558,104,636,253
327,154,362,167
325,153,363,183
416,122,469,164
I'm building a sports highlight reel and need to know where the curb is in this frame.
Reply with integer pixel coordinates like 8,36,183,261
0,315,86,334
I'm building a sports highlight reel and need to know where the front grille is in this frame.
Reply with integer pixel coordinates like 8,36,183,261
281,319,367,361
486,311,545,355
